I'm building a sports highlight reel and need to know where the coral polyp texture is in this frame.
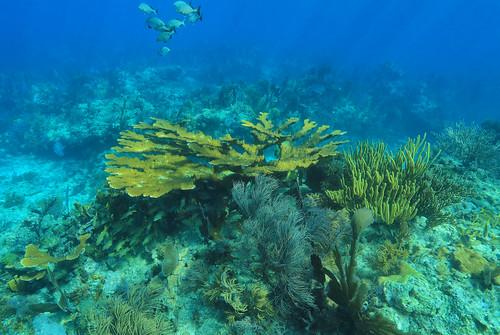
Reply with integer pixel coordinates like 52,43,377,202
105,112,346,197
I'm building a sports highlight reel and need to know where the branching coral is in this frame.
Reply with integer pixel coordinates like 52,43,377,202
435,121,500,168
416,165,469,226
105,112,346,197
326,135,435,228
21,196,61,244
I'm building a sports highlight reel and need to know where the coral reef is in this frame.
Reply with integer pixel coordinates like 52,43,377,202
0,63,498,335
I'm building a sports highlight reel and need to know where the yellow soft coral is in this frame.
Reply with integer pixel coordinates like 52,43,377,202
106,112,346,198
326,135,433,226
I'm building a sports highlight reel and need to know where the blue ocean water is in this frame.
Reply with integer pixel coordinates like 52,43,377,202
1,1,499,121
0,1,499,335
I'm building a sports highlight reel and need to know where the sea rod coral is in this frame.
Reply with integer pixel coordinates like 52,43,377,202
326,135,434,227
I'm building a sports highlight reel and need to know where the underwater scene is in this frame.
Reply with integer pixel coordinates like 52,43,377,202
0,1,499,334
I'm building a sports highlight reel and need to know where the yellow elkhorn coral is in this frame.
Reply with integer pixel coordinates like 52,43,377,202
105,113,346,197
20,234,91,268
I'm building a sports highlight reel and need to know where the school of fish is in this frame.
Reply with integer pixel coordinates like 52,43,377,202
138,1,202,56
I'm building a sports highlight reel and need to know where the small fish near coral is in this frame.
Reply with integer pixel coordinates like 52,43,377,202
139,1,202,56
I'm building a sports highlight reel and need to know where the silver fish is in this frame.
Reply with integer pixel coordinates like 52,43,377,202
157,30,175,42
158,25,175,32
138,3,158,15
186,12,202,23
174,1,200,16
159,46,171,56
167,19,185,30
146,17,167,31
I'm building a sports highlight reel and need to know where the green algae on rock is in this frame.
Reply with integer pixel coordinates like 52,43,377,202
453,245,490,276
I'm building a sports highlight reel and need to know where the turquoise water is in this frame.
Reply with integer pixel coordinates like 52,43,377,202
0,1,498,334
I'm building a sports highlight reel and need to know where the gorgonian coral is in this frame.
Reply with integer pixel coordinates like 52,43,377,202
435,122,499,167
232,176,333,317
